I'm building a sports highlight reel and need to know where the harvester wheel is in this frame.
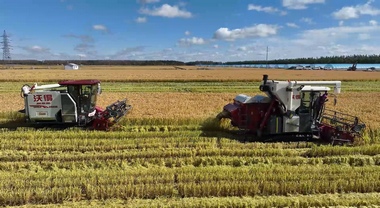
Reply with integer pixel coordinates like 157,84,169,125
330,134,349,146
257,130,262,138
330,135,337,145
92,119,109,131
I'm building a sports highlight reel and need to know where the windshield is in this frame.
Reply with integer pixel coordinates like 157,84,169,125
299,91,322,113
90,84,98,109
67,84,98,113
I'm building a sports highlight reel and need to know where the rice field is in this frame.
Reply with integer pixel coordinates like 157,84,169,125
1,66,380,82
0,66,380,207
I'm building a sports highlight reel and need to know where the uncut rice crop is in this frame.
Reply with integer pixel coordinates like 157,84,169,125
2,91,379,129
1,68,380,82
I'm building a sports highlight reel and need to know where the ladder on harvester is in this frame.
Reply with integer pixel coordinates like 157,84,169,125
238,106,250,133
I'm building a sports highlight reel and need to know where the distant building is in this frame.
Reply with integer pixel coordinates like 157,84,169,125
64,63,79,70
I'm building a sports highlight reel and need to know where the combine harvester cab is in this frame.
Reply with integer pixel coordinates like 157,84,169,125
20,80,132,130
217,75,365,144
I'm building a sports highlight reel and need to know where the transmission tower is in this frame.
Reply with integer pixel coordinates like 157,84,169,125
1,30,12,63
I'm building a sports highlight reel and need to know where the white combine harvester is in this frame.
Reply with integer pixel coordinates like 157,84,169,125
20,80,131,130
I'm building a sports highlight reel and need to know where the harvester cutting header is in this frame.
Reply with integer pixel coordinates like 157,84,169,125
218,75,365,144
20,80,131,130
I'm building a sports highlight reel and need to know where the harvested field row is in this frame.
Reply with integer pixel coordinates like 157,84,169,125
0,131,312,150
1,165,380,205
1,129,380,155
1,155,379,172
0,127,379,206
17,194,380,208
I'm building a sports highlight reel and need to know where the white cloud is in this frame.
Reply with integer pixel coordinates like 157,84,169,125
213,44,219,49
238,46,247,51
63,34,94,43
333,0,380,20
300,17,314,24
93,24,108,31
185,31,190,35
213,24,278,41
333,7,359,19
358,33,371,40
293,24,380,46
20,45,51,54
74,43,94,53
283,0,325,10
137,0,159,4
339,21,344,26
139,4,192,18
30,46,48,52
178,37,206,46
369,20,378,26
286,23,299,28
317,44,380,57
247,4,287,15
113,46,145,59
135,17,147,23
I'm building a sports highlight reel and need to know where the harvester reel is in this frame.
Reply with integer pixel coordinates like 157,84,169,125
92,99,132,131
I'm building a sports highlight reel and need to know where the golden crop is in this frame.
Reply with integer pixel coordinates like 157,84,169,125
1,66,380,81
3,91,379,129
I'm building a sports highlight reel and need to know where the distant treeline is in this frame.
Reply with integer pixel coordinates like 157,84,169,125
1,54,380,66
222,54,380,65
0,60,187,66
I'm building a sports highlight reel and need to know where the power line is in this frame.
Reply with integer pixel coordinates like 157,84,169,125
266,46,269,68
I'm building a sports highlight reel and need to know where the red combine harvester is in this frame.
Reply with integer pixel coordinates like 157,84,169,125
20,80,131,130
217,75,365,144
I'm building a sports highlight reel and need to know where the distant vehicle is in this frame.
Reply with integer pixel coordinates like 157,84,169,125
365,67,376,72
288,65,304,70
312,66,322,70
304,65,312,70
295,65,304,70
347,62,357,71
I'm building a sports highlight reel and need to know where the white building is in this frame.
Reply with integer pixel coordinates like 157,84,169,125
64,63,79,70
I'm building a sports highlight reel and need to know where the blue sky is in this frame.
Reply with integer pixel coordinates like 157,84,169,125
1,0,380,61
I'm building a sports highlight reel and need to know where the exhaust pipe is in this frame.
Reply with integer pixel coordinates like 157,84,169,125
263,74,268,85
